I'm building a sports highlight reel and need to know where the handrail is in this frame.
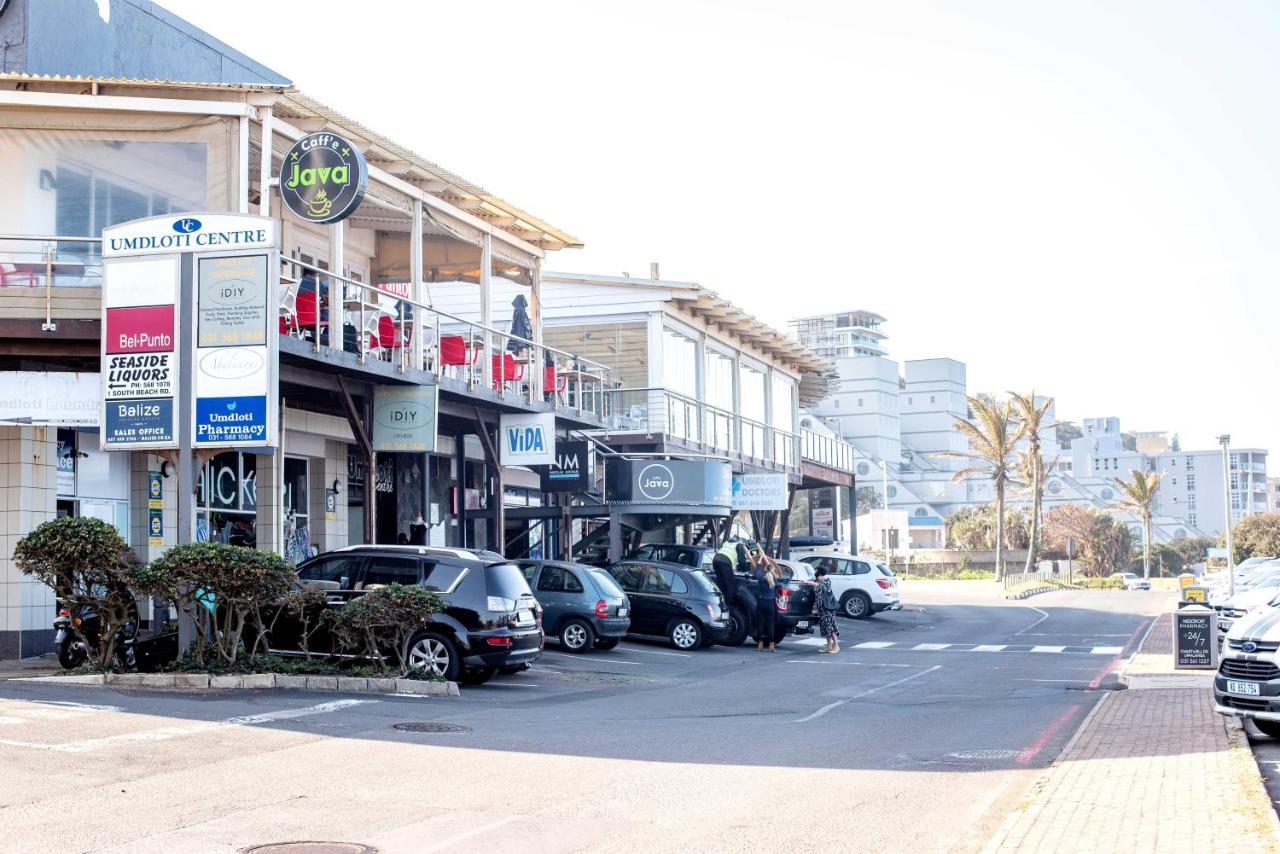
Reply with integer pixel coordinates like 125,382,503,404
0,233,103,332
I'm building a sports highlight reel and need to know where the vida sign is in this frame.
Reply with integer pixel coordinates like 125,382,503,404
499,412,556,466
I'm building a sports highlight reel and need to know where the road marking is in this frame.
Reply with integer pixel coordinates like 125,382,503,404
829,641,1125,656
541,651,643,666
1017,704,1082,765
478,682,540,688
1031,645,1066,653
788,660,832,665
972,645,1006,652
852,641,895,649
416,816,519,853
35,700,124,713
793,665,942,723
1090,646,1123,655
0,699,374,753
791,637,829,647
1014,606,1050,636
614,647,691,658
913,643,951,651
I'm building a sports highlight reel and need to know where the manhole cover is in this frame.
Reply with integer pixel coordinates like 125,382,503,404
244,844,375,854
391,721,470,734
948,749,1020,760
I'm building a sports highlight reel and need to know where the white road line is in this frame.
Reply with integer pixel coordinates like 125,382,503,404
540,651,643,666
613,647,691,658
1091,646,1123,654
972,645,1007,652
1031,646,1066,653
788,660,832,665
0,699,374,753
912,643,951,651
1014,606,1050,636
852,641,895,649
479,682,540,688
793,665,942,723
789,637,829,647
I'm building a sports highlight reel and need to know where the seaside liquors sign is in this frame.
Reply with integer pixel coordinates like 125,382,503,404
100,213,278,451
279,132,368,224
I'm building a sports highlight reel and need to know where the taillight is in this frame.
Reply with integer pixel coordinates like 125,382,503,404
706,603,717,621
595,600,609,619
486,636,512,647
58,609,70,617
876,579,892,590
776,591,790,613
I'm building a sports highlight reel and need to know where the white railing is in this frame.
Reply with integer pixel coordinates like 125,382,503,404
0,234,104,332
801,428,857,472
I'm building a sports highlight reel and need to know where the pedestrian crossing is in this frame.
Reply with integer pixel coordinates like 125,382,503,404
787,637,1123,655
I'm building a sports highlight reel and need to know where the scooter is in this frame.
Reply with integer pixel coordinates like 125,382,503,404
52,605,136,670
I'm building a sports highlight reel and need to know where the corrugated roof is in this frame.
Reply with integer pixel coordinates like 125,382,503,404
0,72,287,91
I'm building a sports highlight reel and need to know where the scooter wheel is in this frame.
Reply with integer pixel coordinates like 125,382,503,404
57,639,86,670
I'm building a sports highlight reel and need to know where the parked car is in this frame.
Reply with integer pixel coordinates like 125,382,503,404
1215,576,1280,637
792,551,900,619
1211,564,1280,607
517,559,631,653
703,554,816,646
606,560,731,650
277,546,543,684
630,543,717,571
1109,572,1152,591
1214,605,1280,738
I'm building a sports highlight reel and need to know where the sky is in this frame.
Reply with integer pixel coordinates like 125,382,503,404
161,0,1280,454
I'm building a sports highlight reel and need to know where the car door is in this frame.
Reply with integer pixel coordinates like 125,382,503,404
640,566,683,631
534,564,570,630
615,563,661,634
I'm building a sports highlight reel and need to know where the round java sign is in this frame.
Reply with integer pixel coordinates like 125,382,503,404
279,132,368,224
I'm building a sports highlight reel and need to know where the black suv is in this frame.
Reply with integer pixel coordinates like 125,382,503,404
277,546,543,684
606,560,731,650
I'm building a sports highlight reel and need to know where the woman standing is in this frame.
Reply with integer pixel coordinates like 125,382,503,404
753,549,779,652
811,565,841,654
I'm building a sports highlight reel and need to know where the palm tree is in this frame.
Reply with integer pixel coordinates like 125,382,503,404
1009,391,1055,573
1113,470,1163,579
948,396,1027,581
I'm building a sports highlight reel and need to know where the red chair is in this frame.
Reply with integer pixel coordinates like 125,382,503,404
377,315,398,359
294,290,328,339
491,353,526,388
439,335,478,366
544,365,568,396
0,263,35,287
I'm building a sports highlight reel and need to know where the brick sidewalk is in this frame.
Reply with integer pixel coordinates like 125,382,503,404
986,612,1280,853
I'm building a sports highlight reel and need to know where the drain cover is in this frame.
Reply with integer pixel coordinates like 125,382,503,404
391,721,470,734
244,844,375,854
948,749,1020,760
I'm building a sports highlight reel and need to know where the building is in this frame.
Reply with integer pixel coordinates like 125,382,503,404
790,310,888,359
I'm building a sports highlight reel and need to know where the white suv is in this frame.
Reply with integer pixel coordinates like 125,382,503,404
792,551,901,619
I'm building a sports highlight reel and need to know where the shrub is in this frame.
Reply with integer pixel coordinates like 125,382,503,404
1230,514,1280,564
133,542,296,667
332,584,444,674
13,517,138,668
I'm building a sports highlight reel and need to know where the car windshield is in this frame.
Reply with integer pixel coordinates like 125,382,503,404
484,563,533,599
588,569,626,598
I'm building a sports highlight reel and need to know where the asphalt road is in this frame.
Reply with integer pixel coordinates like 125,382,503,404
0,585,1166,854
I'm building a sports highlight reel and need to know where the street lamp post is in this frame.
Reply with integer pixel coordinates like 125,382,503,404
880,458,892,568
1219,434,1235,599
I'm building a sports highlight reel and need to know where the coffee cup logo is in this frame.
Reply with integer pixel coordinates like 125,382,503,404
279,132,368,225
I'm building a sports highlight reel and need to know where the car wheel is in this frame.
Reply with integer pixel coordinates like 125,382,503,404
405,631,462,681
594,637,620,651
841,591,873,620
668,618,703,650
459,666,496,685
1254,719,1280,739
559,618,596,654
721,608,751,647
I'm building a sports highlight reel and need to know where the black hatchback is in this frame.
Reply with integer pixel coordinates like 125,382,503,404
277,546,543,684
606,560,731,650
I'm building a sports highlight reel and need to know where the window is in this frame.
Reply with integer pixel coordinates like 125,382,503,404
298,555,364,589
639,566,673,593
195,452,256,546
284,457,310,564
537,565,566,592
834,399,840,409
610,564,646,592
362,556,421,588
424,564,467,593
662,327,698,396
930,395,935,404
857,398,864,407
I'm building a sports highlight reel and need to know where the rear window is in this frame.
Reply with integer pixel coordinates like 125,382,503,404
688,570,719,595
588,569,625,598
877,563,894,577
485,563,533,599
424,563,467,593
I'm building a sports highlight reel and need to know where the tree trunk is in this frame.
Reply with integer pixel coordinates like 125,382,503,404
995,480,1006,582
1023,456,1040,575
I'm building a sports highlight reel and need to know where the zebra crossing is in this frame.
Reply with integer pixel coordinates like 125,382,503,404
787,637,1123,655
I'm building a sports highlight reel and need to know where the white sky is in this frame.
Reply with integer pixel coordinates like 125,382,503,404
162,0,1280,455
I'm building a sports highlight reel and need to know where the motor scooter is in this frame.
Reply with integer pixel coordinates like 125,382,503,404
52,604,136,670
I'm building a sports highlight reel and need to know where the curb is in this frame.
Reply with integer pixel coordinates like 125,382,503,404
10,672,460,697
1222,713,1280,846
1005,585,1056,600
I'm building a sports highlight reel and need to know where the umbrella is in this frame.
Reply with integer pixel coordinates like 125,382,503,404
508,293,533,351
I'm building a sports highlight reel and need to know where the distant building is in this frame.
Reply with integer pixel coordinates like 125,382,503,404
790,310,888,359
1269,477,1280,513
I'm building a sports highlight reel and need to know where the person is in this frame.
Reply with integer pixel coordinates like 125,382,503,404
713,539,739,602
808,565,841,654
408,514,428,545
396,532,409,545
753,548,779,652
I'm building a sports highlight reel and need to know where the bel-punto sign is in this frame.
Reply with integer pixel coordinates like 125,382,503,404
100,213,278,451
499,412,556,466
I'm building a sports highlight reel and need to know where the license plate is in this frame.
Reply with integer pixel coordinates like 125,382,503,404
617,607,628,617
1227,680,1261,696
517,609,534,623
797,621,810,628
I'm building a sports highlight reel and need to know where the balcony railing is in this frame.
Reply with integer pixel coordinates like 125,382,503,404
279,258,615,415
801,428,857,472
0,234,104,331
600,387,799,467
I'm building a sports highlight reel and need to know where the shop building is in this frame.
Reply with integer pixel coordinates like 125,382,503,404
0,0,612,657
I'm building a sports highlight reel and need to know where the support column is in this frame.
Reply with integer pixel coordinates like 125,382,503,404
257,105,273,217
608,510,624,563
411,198,424,371
455,436,469,548
308,441,349,554
530,257,543,400
256,453,283,555
780,488,795,559
238,115,250,214
330,221,344,354
0,425,58,659
848,481,858,555
480,233,493,389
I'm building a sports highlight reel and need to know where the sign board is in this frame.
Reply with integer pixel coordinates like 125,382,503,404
325,491,337,521
197,254,269,347
56,431,76,496
812,507,835,538
541,440,592,492
103,214,274,258
1174,606,1217,669
104,353,174,401
147,471,163,510
0,371,100,426
372,386,439,452
499,412,556,466
148,507,164,547
732,473,789,510
1181,585,1209,605
279,132,369,225
605,458,733,508
104,398,175,446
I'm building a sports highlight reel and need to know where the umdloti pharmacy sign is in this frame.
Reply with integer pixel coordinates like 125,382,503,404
100,214,278,451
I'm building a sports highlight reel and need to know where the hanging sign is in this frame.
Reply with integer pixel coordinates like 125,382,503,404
279,132,369,224
541,440,591,492
732,473,789,510
372,386,439,453
499,412,556,466
148,470,164,510
604,458,732,507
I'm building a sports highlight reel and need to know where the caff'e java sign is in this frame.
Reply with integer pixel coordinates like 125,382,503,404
279,132,368,224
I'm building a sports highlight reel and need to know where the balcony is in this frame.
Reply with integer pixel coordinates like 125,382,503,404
0,234,104,331
802,429,856,472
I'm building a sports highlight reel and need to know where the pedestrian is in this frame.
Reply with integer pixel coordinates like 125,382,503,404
754,548,779,652
809,565,841,654
712,544,737,603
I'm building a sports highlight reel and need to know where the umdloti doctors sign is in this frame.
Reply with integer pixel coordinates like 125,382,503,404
731,473,789,510
499,412,556,466
101,214,278,451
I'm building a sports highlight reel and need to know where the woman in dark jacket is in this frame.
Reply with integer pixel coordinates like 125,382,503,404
753,549,780,652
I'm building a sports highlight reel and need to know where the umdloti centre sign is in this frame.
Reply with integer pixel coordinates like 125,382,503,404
605,458,733,508
100,214,278,451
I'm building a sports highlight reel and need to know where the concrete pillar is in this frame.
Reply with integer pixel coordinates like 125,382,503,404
129,453,177,563
256,453,282,555
307,441,349,554
0,426,59,659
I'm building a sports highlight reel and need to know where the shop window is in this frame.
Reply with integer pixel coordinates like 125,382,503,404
196,452,256,546
284,457,310,564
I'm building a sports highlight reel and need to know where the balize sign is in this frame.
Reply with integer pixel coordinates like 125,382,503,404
499,412,556,467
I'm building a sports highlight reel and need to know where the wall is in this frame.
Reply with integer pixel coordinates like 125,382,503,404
0,425,58,659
